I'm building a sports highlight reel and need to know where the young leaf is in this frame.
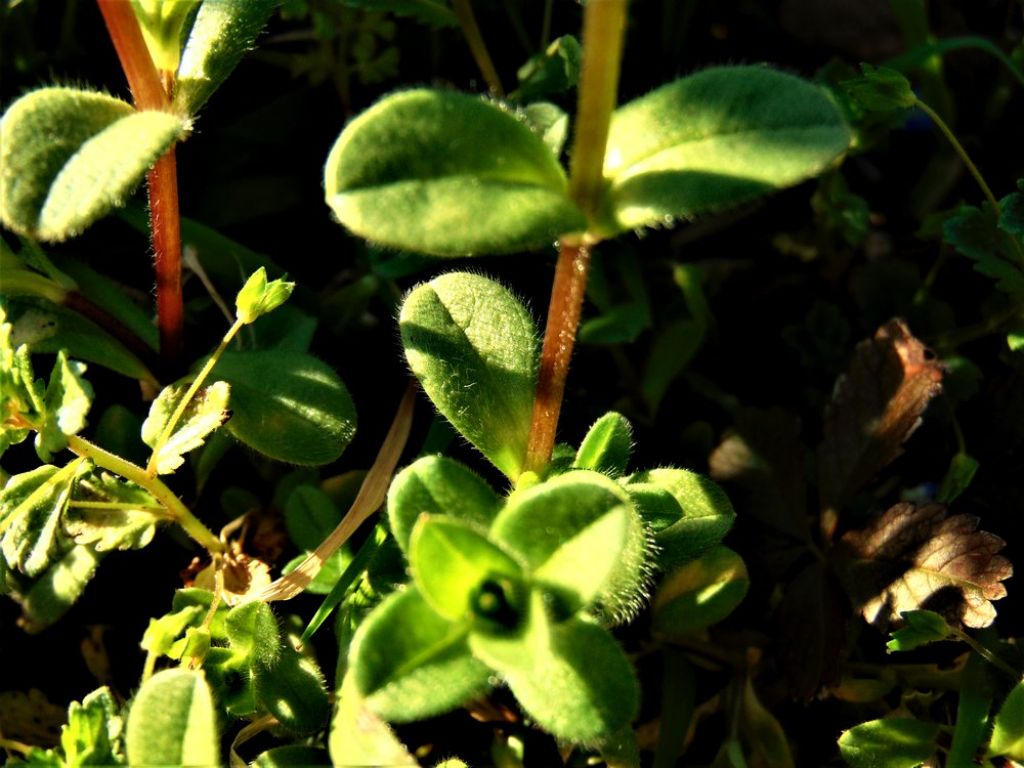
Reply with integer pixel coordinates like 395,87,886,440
211,350,357,466
818,319,944,524
1,462,81,577
387,455,501,553
173,0,278,115
838,718,941,768
840,502,1012,629
36,351,93,460
0,87,187,241
409,516,524,622
125,669,220,767
886,610,953,652
574,411,633,476
511,35,582,102
325,89,586,256
400,273,537,478
990,681,1024,759
600,66,851,235
58,686,126,767
652,546,749,636
131,0,201,71
522,102,570,158
936,452,979,504
944,204,1024,303
141,380,231,475
15,544,102,633
235,267,295,324
141,605,205,658
349,586,492,722
625,468,736,568
841,64,917,112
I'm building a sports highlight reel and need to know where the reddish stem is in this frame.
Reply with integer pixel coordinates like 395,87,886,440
97,0,184,363
524,242,591,474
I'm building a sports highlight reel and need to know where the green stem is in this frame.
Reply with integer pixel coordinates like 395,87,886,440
66,434,224,554
523,0,629,473
888,36,1024,92
145,317,244,476
954,628,1023,681
68,500,167,514
451,0,504,96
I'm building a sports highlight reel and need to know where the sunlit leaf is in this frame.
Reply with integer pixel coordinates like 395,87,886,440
886,610,953,652
63,470,158,551
990,681,1024,759
1,462,82,577
329,673,417,767
652,547,749,636
35,351,93,461
141,380,231,475
838,717,940,768
235,267,295,325
125,669,219,767
17,543,102,633
253,645,329,734
574,411,633,477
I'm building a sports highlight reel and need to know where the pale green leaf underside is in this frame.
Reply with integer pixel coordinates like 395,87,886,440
400,273,537,479
142,381,231,475
0,87,186,241
602,65,851,234
125,669,220,767
325,89,586,256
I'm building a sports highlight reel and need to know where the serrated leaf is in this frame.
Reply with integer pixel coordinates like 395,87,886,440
325,89,586,256
410,516,524,622
125,669,220,767
142,380,231,475
944,204,1024,303
235,267,295,324
838,718,941,768
350,586,492,722
626,468,735,568
63,471,158,552
174,0,278,114
387,454,501,554
841,64,917,112
210,350,357,466
35,351,92,460
840,502,1012,629
574,411,633,476
819,319,944,526
254,645,329,734
1,462,82,577
0,87,187,241
652,546,749,636
600,66,850,234
990,682,1024,758
17,543,102,633
1000,185,1024,238
59,686,125,767
886,610,953,652
400,273,537,478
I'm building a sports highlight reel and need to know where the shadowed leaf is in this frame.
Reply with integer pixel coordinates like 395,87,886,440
839,502,1012,629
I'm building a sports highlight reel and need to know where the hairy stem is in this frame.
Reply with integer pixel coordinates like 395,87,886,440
66,434,225,554
452,0,504,96
524,0,628,473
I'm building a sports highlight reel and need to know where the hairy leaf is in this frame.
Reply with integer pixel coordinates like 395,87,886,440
0,87,186,241
652,547,749,636
63,471,158,551
840,502,1012,628
17,543,102,633
325,89,586,255
1,462,82,577
253,645,330,734
400,273,537,478
574,411,633,476
838,718,941,768
142,381,231,475
841,64,916,112
329,673,417,767
601,66,850,235
818,319,944,531
125,669,219,767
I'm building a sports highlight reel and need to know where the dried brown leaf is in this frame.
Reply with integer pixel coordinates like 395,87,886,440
840,502,1012,629
818,319,944,538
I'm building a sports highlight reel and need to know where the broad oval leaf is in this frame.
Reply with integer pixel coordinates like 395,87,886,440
349,586,492,722
0,87,187,241
400,273,536,479
253,646,330,734
652,546,749,636
325,89,586,256
838,717,941,768
387,454,501,554
601,66,851,235
210,350,357,466
125,669,220,767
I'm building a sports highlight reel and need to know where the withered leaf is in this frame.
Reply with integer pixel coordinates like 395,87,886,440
839,502,1011,629
818,319,944,538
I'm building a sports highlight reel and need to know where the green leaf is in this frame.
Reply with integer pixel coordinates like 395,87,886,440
601,66,850,235
944,204,1024,303
254,645,330,734
387,454,501,554
141,380,231,475
225,601,281,669
349,586,492,722
18,544,102,633
409,515,524,622
471,597,639,745
512,35,582,102
886,610,953,652
739,678,794,768
131,0,201,71
1000,184,1024,238
1,462,81,577
936,452,979,504
173,0,278,114
284,485,341,552
253,746,330,767
35,351,93,461
652,546,749,636
400,273,537,478
990,681,1024,758
493,470,647,622
0,87,187,241
235,267,295,324
60,686,125,766
141,605,205,657
841,64,917,112
125,669,220,767
63,471,158,551
949,651,994,768
522,102,570,158
329,673,417,767
574,411,633,476
339,0,458,29
626,468,736,568
838,718,941,768
211,350,357,466
325,89,586,256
